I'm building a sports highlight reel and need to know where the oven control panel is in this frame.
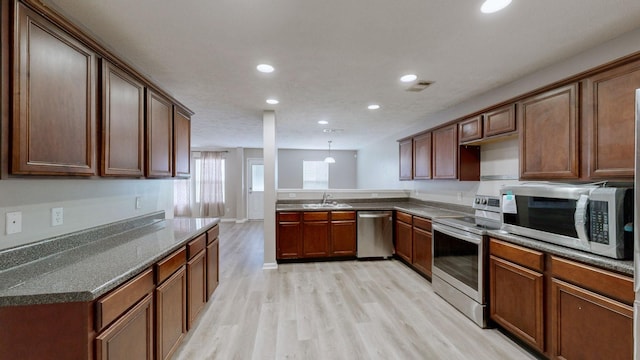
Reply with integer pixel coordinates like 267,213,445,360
473,195,501,212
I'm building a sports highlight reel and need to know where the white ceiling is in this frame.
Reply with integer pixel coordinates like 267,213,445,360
45,0,640,150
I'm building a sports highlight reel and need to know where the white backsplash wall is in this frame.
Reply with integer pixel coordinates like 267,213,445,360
0,179,173,251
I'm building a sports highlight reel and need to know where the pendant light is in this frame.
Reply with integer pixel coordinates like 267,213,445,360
324,140,336,163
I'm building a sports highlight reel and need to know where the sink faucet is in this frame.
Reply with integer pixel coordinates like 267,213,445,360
321,192,331,205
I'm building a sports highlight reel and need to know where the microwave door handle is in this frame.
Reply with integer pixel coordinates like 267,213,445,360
574,194,590,246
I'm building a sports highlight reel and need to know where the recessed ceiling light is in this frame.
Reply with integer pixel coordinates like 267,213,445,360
318,120,329,125
368,104,380,110
257,64,275,73
480,0,512,13
400,74,417,83
266,99,279,105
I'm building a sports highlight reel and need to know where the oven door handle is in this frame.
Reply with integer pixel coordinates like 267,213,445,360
433,224,482,245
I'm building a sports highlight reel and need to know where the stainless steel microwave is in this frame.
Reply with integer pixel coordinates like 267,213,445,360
500,184,633,259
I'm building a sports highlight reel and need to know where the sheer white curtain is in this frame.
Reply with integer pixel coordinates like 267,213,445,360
199,151,225,217
173,151,225,217
173,178,192,217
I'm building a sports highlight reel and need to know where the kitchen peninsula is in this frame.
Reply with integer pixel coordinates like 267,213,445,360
0,212,220,360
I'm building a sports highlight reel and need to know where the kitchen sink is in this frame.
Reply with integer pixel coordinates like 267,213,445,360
302,203,352,209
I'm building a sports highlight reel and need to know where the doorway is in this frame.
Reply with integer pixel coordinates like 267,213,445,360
247,158,264,220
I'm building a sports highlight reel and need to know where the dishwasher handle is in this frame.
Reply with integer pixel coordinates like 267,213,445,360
358,214,392,219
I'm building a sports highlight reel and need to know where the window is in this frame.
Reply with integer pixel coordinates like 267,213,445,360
303,161,329,189
194,157,225,204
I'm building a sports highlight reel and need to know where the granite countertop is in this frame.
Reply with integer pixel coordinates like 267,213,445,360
488,230,634,276
276,200,472,219
0,215,219,307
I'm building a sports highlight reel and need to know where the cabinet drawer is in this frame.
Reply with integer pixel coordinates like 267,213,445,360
490,238,544,272
96,267,154,331
413,216,431,231
331,211,355,220
156,247,187,284
187,234,206,259
396,211,412,224
551,256,633,305
278,212,300,222
303,211,329,221
206,224,219,244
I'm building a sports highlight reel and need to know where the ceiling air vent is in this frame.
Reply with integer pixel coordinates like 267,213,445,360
406,81,433,92
323,128,344,133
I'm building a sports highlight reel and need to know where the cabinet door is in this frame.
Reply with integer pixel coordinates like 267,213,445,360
413,133,432,179
412,227,432,277
490,256,544,352
277,212,302,259
484,104,516,137
96,293,154,360
399,138,413,180
583,61,640,179
187,250,207,329
302,221,330,257
432,124,458,179
206,238,219,300
13,3,96,175
331,220,357,256
156,266,187,360
458,116,482,143
146,90,173,177
519,84,579,179
551,278,632,360
395,219,412,263
101,60,144,177
173,106,191,178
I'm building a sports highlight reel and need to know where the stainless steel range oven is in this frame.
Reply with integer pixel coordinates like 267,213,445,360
431,195,501,328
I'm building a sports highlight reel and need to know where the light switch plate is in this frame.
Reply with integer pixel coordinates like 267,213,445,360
135,196,142,209
6,212,22,234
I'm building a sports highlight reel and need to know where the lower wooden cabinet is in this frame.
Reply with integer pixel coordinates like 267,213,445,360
330,211,357,256
489,238,633,359
411,217,432,277
489,255,544,352
155,266,187,360
206,237,220,300
96,293,154,360
302,212,330,257
187,246,207,329
276,211,357,260
394,212,413,263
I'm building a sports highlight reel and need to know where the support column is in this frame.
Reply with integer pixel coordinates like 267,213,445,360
262,111,277,269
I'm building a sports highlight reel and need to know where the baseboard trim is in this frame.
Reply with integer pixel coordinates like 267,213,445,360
220,218,237,223
235,218,248,224
262,262,278,270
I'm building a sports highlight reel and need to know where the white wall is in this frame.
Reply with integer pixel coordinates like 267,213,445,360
0,179,173,251
357,26,640,203
278,149,357,189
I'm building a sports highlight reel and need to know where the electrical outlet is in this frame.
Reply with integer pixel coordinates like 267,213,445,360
135,196,142,209
51,207,63,226
6,212,22,235
457,192,463,201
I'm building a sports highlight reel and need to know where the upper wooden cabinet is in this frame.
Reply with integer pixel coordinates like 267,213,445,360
398,138,413,180
413,132,432,180
173,106,191,178
583,60,640,179
519,83,580,180
432,124,458,179
458,116,482,143
101,60,144,177
12,3,97,176
484,104,516,138
146,90,174,178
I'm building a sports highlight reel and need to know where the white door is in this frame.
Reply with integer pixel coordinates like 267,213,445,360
248,158,264,220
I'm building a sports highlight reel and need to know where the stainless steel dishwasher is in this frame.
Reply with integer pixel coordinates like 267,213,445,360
357,211,394,259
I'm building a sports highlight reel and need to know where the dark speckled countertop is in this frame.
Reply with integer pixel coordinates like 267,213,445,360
0,212,219,307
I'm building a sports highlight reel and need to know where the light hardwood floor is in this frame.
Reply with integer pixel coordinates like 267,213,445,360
173,221,538,360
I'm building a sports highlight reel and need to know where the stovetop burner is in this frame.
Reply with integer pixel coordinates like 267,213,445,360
433,195,502,235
